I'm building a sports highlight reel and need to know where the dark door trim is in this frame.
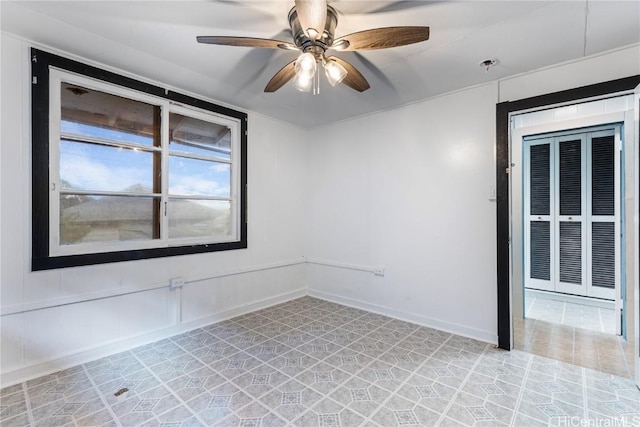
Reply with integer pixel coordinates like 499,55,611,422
496,75,640,350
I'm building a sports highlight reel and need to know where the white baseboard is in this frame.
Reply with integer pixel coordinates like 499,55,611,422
308,289,499,345
0,288,306,388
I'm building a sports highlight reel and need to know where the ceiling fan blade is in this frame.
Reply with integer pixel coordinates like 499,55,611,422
197,36,297,50
327,56,370,92
295,0,327,39
332,26,429,51
264,59,297,92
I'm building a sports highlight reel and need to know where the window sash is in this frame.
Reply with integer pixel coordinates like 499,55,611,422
48,68,242,257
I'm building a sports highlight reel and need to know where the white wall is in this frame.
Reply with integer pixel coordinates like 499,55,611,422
0,34,309,385
499,45,640,102
304,44,640,344
305,83,500,342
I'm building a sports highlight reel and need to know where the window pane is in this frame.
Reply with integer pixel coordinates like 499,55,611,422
169,113,231,159
61,82,159,146
169,156,230,197
60,140,157,193
168,199,231,239
60,195,159,245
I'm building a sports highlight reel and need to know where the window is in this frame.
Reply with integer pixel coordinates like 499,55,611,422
32,49,247,270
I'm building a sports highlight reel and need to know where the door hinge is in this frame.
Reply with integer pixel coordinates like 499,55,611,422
32,76,37,85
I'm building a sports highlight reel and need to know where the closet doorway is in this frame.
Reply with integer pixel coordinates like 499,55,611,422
508,92,638,379
523,126,621,335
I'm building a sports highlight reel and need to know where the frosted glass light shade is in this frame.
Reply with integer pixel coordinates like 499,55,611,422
324,60,347,86
295,53,317,80
293,74,313,92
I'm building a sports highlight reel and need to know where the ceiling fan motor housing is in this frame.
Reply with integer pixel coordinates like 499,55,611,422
288,6,338,55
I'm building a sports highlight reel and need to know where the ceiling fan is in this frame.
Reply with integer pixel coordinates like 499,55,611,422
197,0,430,93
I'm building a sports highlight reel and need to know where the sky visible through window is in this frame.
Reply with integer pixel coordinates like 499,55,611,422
60,120,231,198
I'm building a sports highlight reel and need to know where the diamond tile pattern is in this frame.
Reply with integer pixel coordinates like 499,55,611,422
1,296,639,426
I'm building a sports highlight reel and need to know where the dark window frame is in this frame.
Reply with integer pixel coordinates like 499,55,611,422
31,48,248,271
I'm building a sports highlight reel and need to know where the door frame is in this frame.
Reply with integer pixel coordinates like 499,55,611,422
634,84,640,383
495,75,640,350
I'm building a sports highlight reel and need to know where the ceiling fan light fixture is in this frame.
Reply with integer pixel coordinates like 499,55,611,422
197,1,429,94
324,59,347,86
292,73,313,92
295,52,317,80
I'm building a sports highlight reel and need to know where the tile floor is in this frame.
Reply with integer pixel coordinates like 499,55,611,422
517,291,634,379
525,292,616,334
513,316,635,380
1,296,639,426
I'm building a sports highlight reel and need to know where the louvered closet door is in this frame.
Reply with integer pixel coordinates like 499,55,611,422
524,139,554,292
587,130,617,300
555,135,587,295
524,126,619,301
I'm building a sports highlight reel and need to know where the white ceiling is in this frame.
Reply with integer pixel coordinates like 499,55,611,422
2,1,639,127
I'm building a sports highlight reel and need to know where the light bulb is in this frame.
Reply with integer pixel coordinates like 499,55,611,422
293,74,313,92
324,60,347,87
294,52,317,80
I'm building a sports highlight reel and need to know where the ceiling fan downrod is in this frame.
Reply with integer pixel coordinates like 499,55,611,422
288,6,340,55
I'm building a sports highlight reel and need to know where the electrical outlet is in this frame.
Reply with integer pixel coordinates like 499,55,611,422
373,267,385,276
169,277,185,289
